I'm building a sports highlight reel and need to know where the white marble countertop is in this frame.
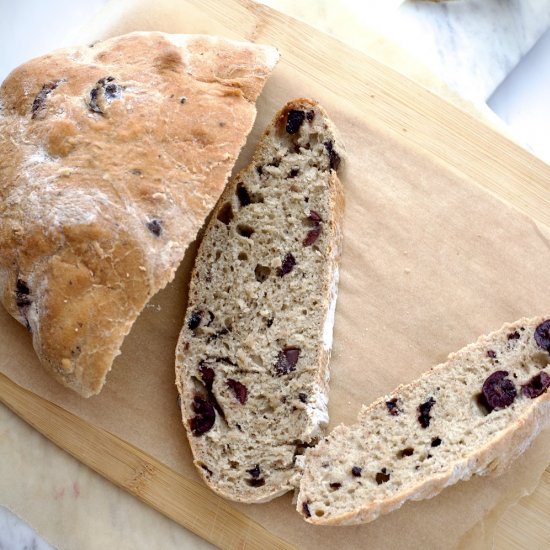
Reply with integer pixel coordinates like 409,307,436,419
1,1,549,549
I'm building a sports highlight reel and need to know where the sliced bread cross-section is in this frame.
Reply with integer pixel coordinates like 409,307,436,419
297,317,550,524
175,99,345,502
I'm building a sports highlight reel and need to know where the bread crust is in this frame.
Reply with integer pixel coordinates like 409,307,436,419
176,99,345,502
298,317,550,525
0,32,278,396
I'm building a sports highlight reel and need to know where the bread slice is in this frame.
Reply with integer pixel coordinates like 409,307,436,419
297,316,550,525
0,31,278,396
175,99,345,502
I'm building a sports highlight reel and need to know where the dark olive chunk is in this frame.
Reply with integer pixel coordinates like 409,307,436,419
534,320,550,352
302,501,312,518
274,347,301,376
286,109,305,134
308,210,322,223
351,466,362,477
277,253,296,277
247,465,261,478
324,140,341,170
386,398,402,416
104,82,121,100
303,226,322,247
431,437,442,447
481,371,517,411
189,396,215,435
521,372,550,399
15,279,31,307
89,77,122,114
31,80,61,118
418,397,436,428
199,364,215,391
227,378,248,404
188,310,202,330
146,219,162,236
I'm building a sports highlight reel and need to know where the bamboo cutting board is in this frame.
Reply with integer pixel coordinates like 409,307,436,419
1,0,550,548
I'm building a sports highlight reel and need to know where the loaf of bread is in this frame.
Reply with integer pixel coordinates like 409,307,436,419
297,317,550,524
0,31,278,396
175,99,345,502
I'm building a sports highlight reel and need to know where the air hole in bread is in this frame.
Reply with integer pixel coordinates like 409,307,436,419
398,447,414,458
315,509,325,517
236,183,251,207
198,462,213,476
474,393,491,416
250,354,263,367
532,351,550,369
236,182,264,206
238,252,248,261
255,264,271,282
237,224,255,238
375,469,391,484
217,203,233,225
245,477,266,487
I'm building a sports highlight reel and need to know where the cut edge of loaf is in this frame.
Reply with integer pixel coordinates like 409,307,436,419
175,98,345,502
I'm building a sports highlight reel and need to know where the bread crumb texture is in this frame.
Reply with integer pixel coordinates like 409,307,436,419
176,99,345,502
297,317,550,525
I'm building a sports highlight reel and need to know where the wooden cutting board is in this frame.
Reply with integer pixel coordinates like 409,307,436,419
1,1,549,548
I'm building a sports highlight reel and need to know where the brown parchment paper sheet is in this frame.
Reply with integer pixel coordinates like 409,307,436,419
1,1,550,548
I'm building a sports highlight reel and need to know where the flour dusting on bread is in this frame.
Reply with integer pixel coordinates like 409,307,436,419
0,31,278,396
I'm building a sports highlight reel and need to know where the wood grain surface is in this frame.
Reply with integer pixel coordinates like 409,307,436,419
0,373,293,550
1,1,549,548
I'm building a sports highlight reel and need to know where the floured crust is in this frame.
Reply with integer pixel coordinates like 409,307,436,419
175,99,345,502
297,317,550,524
0,31,278,397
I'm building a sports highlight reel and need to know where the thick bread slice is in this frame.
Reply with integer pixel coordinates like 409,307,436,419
297,317,550,524
0,31,278,396
175,99,345,502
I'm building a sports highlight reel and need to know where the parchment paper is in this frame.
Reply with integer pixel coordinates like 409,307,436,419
1,1,549,548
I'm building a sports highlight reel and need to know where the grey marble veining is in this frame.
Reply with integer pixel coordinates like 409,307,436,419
386,0,550,101
0,506,55,550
